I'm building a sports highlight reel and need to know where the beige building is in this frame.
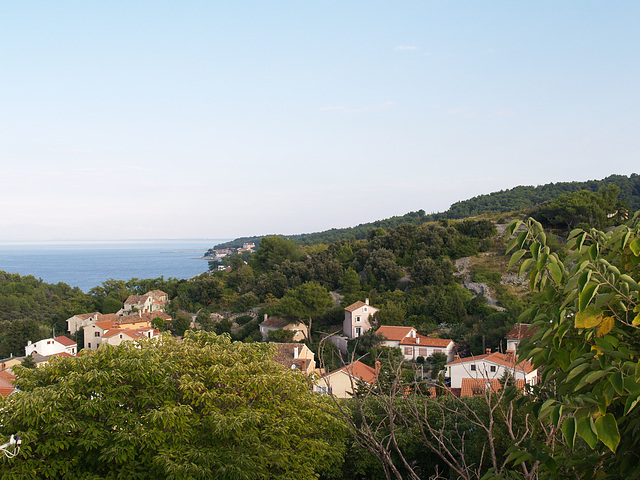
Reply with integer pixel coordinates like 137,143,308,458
259,315,309,342
343,299,379,339
314,360,378,398
272,343,316,375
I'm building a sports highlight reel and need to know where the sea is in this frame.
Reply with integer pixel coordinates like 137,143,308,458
0,239,229,292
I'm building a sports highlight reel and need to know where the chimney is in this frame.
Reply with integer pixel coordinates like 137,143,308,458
486,348,491,354
27,340,32,346
375,360,381,376
293,346,299,359
416,337,420,344
264,313,268,321
454,354,460,360
365,298,369,305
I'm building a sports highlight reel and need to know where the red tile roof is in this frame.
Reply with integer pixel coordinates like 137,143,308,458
345,300,378,313
460,377,526,397
447,352,535,374
0,370,16,383
327,361,377,384
505,323,538,340
260,317,289,329
54,336,76,347
94,321,115,330
0,377,16,397
376,326,415,341
399,335,453,348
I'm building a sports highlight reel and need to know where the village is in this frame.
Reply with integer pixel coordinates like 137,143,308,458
1,292,537,401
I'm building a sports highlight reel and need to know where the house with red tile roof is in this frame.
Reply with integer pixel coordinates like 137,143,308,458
343,299,379,339
100,327,158,347
314,360,378,398
66,312,101,335
259,315,308,342
25,336,77,357
505,323,538,352
376,326,455,363
123,290,168,314
272,343,316,375
445,349,537,389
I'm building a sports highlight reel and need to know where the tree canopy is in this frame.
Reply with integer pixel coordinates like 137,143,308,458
0,332,345,479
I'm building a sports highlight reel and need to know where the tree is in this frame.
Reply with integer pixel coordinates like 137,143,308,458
274,282,334,342
253,235,300,272
425,352,448,379
0,332,346,479
172,311,192,336
505,212,640,476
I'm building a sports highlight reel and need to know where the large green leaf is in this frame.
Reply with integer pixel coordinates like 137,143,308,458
595,413,620,452
609,372,624,395
630,238,640,256
579,284,599,312
508,249,527,269
576,416,598,449
561,416,576,448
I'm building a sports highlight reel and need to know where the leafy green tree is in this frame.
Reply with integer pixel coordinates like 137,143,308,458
1,332,346,479
376,300,406,326
172,311,192,336
253,235,300,272
267,328,295,343
505,212,640,476
20,354,36,369
339,267,361,295
364,248,404,289
274,282,334,342
425,352,448,379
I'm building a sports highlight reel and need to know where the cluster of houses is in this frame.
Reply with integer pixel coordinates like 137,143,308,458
206,243,256,271
0,290,170,397
2,291,538,402
265,298,538,399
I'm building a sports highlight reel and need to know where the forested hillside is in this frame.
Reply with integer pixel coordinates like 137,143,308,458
212,173,639,250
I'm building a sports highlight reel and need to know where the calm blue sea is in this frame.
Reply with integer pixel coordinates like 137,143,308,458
0,239,228,292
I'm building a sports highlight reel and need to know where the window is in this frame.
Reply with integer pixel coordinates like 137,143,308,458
490,366,496,372
95,332,100,337
355,327,362,337
470,364,476,371
404,347,413,355
419,348,428,356
88,343,91,348
364,307,368,312
355,316,361,323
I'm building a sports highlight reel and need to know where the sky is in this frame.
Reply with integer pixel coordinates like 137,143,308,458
1,1,638,242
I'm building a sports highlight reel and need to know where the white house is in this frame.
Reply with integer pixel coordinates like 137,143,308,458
376,326,455,363
445,349,538,389
343,299,379,339
25,336,77,357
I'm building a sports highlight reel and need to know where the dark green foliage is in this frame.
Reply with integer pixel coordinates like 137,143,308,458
267,328,294,343
253,235,301,272
0,332,346,479
425,352,448,379
531,184,622,230
172,311,191,336
446,173,640,218
20,354,36,369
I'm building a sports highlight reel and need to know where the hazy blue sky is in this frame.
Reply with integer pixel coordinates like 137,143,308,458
1,1,638,242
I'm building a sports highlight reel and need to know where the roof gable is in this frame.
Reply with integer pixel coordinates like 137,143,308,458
376,326,415,341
